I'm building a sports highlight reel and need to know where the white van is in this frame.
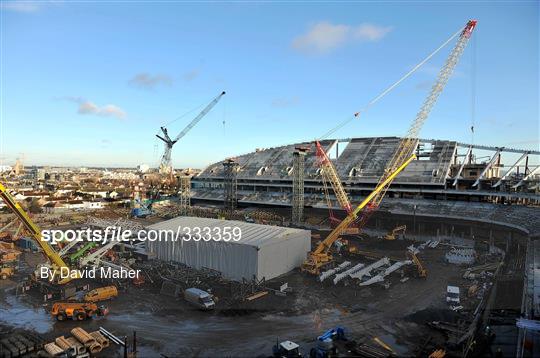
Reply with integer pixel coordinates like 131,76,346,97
184,288,215,310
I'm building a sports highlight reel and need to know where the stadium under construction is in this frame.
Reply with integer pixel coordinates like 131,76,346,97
1,15,539,358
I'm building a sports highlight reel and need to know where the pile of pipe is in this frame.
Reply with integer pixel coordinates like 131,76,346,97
44,328,111,357
71,327,102,354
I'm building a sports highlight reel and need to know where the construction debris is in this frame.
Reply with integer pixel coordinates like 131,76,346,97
446,248,476,265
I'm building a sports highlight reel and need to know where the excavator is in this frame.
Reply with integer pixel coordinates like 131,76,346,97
0,182,77,284
384,225,407,241
407,251,427,278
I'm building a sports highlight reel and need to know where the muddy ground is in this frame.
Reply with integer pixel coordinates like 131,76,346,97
0,236,476,357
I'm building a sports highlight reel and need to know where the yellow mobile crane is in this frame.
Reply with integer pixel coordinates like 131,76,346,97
302,154,416,274
302,20,477,275
355,20,477,230
0,182,76,284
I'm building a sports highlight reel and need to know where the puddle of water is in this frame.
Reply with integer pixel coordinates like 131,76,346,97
377,334,409,355
0,295,52,334
108,311,238,336
262,308,343,325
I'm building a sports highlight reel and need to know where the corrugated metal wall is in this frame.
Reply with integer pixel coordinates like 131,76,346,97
146,229,310,281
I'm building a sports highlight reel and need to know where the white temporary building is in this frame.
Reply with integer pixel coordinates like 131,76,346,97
146,216,311,281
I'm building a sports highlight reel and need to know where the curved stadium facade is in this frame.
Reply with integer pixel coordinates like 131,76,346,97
192,136,539,206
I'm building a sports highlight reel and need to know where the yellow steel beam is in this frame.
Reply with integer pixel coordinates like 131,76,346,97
0,182,74,283
313,153,416,256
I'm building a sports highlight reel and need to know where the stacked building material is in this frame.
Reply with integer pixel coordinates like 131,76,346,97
0,334,42,357
71,327,101,354
66,337,87,355
445,248,476,265
42,328,112,357
55,336,76,357
333,263,365,285
43,342,64,357
89,331,110,349
319,261,351,282
348,258,390,281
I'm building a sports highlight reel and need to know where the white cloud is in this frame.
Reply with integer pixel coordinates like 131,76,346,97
292,21,392,54
129,73,173,89
183,68,200,82
1,1,40,12
292,22,350,54
63,97,126,119
353,24,393,41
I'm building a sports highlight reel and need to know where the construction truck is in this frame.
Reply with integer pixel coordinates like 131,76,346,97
310,327,347,358
50,301,109,321
272,340,303,358
83,285,118,302
130,198,153,218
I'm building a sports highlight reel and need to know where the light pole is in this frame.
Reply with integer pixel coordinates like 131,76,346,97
413,204,417,235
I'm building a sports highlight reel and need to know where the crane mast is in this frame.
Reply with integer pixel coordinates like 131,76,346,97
302,20,477,275
364,20,477,214
157,91,226,174
302,154,416,274
315,141,353,219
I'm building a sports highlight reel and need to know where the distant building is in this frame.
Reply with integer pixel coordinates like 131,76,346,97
137,164,150,173
0,165,12,173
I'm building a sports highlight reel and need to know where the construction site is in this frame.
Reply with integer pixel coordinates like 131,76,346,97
0,16,539,358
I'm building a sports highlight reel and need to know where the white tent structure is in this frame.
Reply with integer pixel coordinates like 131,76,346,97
146,216,310,281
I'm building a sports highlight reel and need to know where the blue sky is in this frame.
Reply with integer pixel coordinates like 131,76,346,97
1,1,538,168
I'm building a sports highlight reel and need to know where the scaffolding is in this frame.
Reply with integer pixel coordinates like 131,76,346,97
179,175,191,215
223,159,238,211
292,147,308,224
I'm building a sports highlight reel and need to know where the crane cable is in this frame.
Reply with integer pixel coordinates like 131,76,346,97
318,24,466,141
470,32,477,146
156,101,206,136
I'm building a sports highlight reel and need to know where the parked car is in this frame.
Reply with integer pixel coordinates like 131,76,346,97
184,288,215,310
